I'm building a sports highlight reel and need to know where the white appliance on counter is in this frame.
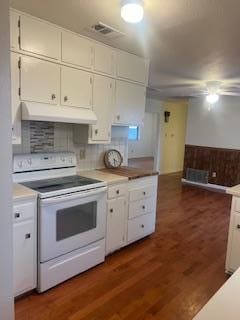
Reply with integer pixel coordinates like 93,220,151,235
13,152,107,292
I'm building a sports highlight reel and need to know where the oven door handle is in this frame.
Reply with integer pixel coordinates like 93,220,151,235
40,187,107,205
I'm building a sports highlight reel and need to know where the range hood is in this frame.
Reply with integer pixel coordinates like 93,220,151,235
21,102,97,124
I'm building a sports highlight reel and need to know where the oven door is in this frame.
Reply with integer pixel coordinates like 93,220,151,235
39,187,107,263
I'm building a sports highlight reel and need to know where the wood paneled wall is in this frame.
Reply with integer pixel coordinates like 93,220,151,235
183,144,240,187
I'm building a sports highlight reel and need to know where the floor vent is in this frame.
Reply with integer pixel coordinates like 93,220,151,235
186,168,209,184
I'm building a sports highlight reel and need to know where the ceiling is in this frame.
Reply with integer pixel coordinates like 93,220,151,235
10,0,240,98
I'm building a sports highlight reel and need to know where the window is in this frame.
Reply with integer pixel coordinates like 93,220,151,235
128,126,140,141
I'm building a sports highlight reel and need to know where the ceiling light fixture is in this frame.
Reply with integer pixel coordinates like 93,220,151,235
206,81,221,105
121,0,144,24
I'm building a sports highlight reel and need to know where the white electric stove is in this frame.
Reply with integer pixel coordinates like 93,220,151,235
13,152,107,292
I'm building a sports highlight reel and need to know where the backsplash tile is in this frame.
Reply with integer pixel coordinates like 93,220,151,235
13,121,128,171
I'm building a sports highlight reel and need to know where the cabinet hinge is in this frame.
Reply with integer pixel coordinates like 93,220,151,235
18,35,21,46
18,58,21,69
18,18,20,28
18,87,21,96
90,77,93,85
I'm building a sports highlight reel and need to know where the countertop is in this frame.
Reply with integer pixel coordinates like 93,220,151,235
193,269,240,320
13,183,38,201
78,170,128,185
226,184,240,197
98,166,159,180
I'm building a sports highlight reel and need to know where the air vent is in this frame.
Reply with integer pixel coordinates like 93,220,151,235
89,22,124,38
186,168,209,184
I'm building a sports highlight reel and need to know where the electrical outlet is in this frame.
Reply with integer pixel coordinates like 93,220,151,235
212,172,217,178
79,149,86,160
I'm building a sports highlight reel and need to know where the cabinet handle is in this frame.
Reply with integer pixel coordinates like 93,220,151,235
142,205,145,210
51,94,56,100
25,233,31,239
143,191,146,196
95,129,98,135
237,224,240,229
116,190,120,195
64,96,68,102
141,224,145,228
110,208,113,213
14,212,20,218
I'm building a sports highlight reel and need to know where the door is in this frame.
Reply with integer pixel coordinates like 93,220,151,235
61,66,93,109
13,220,35,296
20,55,60,105
11,52,21,144
229,213,240,271
114,80,146,125
91,75,113,142
116,51,148,84
10,11,19,49
62,31,93,69
20,15,61,60
94,43,114,76
39,188,107,262
106,198,126,254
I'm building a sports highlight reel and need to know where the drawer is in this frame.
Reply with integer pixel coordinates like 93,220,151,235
13,201,35,223
129,197,156,219
127,213,155,244
234,198,240,213
108,184,127,199
129,185,156,202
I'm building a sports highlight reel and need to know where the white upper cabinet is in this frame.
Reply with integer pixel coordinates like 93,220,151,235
114,80,146,126
116,51,148,84
20,15,61,60
10,11,19,49
94,43,115,76
11,52,21,144
91,74,114,142
20,56,60,105
61,66,93,109
62,31,93,69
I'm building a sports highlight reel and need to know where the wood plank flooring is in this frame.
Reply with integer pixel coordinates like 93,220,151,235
15,173,232,320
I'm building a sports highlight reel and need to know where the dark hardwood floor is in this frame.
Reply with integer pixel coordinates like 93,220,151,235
15,173,232,320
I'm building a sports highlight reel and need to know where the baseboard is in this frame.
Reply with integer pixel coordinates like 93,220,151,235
181,178,227,192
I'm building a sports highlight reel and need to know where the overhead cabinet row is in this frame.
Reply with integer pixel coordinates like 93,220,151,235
10,11,149,85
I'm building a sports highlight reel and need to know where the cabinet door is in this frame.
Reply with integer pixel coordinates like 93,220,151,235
114,80,146,126
91,75,113,142
61,66,93,109
116,51,148,84
62,31,93,69
20,15,61,60
10,11,19,49
229,213,240,271
13,220,35,296
11,52,21,144
94,44,114,76
106,198,126,254
20,55,60,105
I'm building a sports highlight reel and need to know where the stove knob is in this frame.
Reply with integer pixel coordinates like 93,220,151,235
18,161,23,168
69,157,73,164
27,158,32,165
61,157,66,162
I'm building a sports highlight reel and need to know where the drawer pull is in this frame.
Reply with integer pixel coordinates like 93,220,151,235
237,224,240,229
143,191,146,196
25,233,31,239
116,190,120,195
110,208,113,213
142,205,145,210
14,212,21,218
141,224,145,228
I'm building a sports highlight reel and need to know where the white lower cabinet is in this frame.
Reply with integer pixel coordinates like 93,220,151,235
106,197,127,255
13,198,37,297
127,213,156,244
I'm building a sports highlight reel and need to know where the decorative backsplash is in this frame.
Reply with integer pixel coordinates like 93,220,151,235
13,121,128,170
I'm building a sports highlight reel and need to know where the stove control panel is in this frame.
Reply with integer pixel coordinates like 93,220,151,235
13,152,76,173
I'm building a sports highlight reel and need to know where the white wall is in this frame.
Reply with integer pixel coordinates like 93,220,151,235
128,112,158,158
186,96,240,149
0,1,14,319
